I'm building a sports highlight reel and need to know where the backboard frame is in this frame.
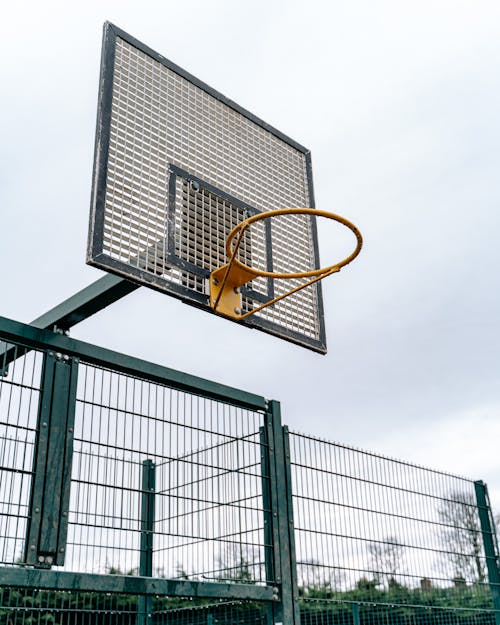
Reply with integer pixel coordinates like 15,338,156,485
87,22,327,353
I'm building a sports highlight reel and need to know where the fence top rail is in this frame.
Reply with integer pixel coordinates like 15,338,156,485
0,315,267,411
288,429,474,483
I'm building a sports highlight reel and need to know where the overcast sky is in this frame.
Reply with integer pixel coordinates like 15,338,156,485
1,1,500,503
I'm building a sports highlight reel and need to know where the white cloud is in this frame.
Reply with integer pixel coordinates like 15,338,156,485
367,403,500,506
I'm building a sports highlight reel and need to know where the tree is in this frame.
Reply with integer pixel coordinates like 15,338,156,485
216,543,258,583
494,511,500,537
174,564,190,580
298,558,344,598
367,536,405,589
438,490,485,584
356,577,378,592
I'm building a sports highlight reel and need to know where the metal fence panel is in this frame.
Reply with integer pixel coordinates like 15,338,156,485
299,601,497,625
68,360,268,583
0,588,269,625
0,343,44,567
2,316,500,625
0,317,276,620
288,431,499,621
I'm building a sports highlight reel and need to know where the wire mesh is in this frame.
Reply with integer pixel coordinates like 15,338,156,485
154,599,268,624
0,343,44,566
67,361,269,583
0,587,268,625
0,586,140,624
288,431,496,612
0,327,270,588
2,323,500,624
299,600,497,625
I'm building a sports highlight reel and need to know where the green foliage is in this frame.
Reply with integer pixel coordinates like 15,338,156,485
438,491,486,584
0,587,138,625
105,564,138,576
1,581,496,624
355,577,378,592
299,578,495,614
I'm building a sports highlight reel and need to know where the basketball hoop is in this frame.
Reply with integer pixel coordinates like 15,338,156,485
210,208,362,320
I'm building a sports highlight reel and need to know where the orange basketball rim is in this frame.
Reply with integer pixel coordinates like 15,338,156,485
210,207,363,320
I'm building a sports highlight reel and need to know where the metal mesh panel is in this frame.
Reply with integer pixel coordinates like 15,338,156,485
64,361,268,583
155,434,267,582
0,587,138,624
177,179,252,274
0,588,268,625
0,345,44,566
299,600,497,625
3,320,500,623
288,432,496,611
154,599,268,624
174,175,263,296
4,590,497,625
90,30,323,347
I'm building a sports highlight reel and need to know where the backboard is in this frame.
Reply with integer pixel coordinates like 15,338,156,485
87,22,327,353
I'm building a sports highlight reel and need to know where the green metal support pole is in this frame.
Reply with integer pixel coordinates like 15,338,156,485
474,480,500,625
29,274,140,332
1,274,139,374
0,316,266,411
265,400,300,625
138,460,156,625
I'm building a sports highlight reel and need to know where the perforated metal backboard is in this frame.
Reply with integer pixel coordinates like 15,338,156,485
87,22,326,353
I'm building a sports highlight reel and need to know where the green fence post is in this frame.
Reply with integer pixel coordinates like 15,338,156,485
282,425,300,621
138,460,156,625
352,602,360,625
265,400,300,625
24,350,79,567
260,426,275,584
261,425,277,625
474,480,500,625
